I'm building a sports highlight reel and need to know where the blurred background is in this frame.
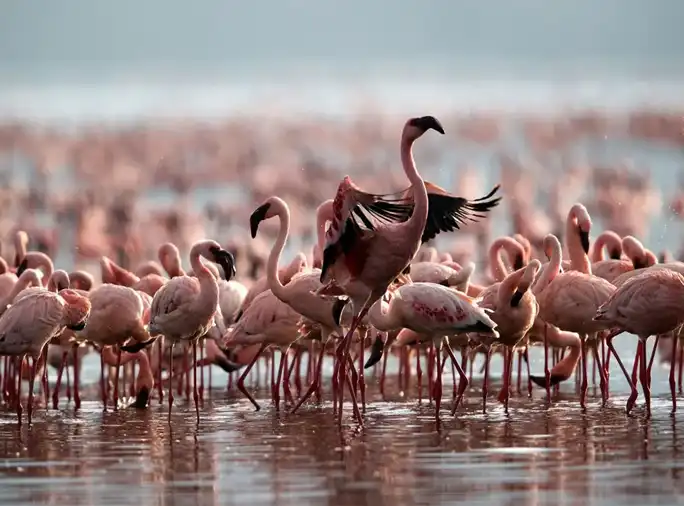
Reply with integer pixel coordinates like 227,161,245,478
0,0,683,278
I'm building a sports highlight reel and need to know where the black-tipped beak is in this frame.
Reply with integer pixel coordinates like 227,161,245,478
579,229,590,255
364,335,385,369
633,258,646,269
217,250,237,281
510,290,523,307
215,346,244,373
67,317,88,332
529,374,565,388
610,249,622,260
120,337,157,353
16,257,28,276
513,254,525,271
133,387,150,409
409,115,445,135
331,297,349,327
249,203,271,239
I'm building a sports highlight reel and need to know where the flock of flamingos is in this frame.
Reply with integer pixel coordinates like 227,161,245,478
1,114,683,428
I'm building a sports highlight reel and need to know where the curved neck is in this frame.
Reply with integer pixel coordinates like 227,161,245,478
26,252,54,287
8,270,42,301
368,298,399,331
266,202,291,301
315,200,334,253
565,212,591,275
532,239,562,295
189,244,211,280
400,134,428,232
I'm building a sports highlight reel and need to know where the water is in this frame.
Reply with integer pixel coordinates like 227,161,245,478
1,345,683,506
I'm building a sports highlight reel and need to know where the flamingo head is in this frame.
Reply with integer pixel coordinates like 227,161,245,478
208,245,237,281
405,116,445,140
16,257,28,276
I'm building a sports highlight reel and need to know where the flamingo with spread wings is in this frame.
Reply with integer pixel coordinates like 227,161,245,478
318,115,501,424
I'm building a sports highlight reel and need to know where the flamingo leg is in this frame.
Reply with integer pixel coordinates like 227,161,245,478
544,324,551,402
294,348,303,395
17,356,25,425
605,331,638,414
669,331,678,414
443,341,468,415
426,344,434,403
199,339,205,402
590,339,608,406
523,348,532,398
516,349,523,394
358,330,366,413
237,343,267,411
168,342,175,424
157,340,164,404
380,341,390,397
579,336,588,410
416,346,423,403
65,355,72,403
73,345,81,410
113,347,122,409
192,341,199,424
99,351,107,410
53,350,68,409
272,350,287,410
41,348,49,409
433,343,444,426
481,348,491,414
28,355,39,425
645,335,660,390
292,339,329,414
638,339,652,418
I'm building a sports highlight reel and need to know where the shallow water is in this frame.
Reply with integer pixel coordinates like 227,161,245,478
1,345,683,506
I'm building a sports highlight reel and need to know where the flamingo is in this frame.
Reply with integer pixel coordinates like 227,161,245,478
0,289,90,424
594,268,684,416
532,234,615,408
249,196,348,412
320,115,500,423
148,239,236,422
367,281,498,423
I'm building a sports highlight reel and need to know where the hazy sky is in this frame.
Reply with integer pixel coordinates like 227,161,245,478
1,1,683,79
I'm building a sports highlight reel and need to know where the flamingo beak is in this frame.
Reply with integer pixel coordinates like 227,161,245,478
579,229,590,254
412,115,445,135
16,257,28,276
364,335,385,369
67,317,88,332
249,203,271,238
510,290,523,307
217,250,237,281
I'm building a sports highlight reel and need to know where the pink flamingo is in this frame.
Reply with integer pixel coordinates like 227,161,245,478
594,268,684,416
367,282,498,423
0,289,90,425
249,196,347,412
477,260,541,413
148,239,236,423
533,234,615,408
320,116,500,423
590,230,623,262
312,199,334,268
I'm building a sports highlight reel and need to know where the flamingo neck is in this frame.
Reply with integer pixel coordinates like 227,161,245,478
532,241,562,295
368,298,398,332
189,244,211,280
400,135,428,234
488,242,510,283
565,212,591,275
267,202,291,301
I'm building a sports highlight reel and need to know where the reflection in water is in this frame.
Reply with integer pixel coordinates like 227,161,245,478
0,363,684,505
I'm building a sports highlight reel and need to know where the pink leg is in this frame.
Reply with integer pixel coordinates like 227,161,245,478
236,344,267,410
113,347,122,409
482,349,490,413
678,344,683,394
380,344,389,397
433,345,444,426
65,356,72,403
17,356,25,425
606,332,637,414
416,346,423,403
41,349,49,408
28,356,39,425
426,345,435,403
273,350,286,411
524,348,532,398
199,340,205,403
157,341,164,404
73,346,81,410
591,340,608,406
52,351,68,409
444,343,468,415
192,341,199,424
358,334,366,412
580,337,588,410
292,340,327,414
638,339,651,418
100,351,107,410
669,333,678,414
294,349,303,395
168,343,175,423
544,324,551,401
516,350,523,394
